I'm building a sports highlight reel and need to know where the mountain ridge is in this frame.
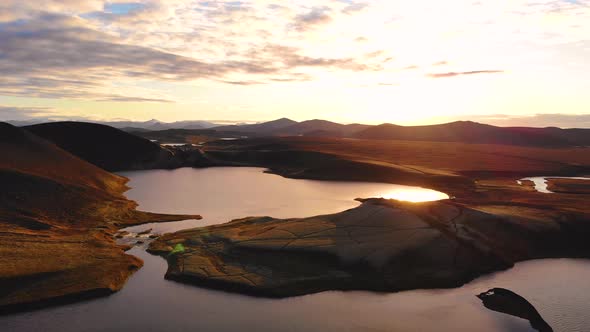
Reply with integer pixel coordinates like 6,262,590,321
132,118,590,147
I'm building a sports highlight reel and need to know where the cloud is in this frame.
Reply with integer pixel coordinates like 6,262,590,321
427,70,504,78
102,96,173,103
293,7,332,31
0,105,56,121
1,0,590,123
342,2,370,14
0,14,229,101
248,44,379,72
218,80,263,86
0,10,381,102
0,104,139,124
0,0,105,22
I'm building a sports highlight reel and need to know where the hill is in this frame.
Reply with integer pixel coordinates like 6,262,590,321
25,122,178,171
211,118,368,138
354,121,590,147
276,119,370,137
212,118,298,133
0,122,196,312
153,118,590,146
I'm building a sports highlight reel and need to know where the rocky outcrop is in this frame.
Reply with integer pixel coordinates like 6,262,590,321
149,197,590,298
477,288,553,332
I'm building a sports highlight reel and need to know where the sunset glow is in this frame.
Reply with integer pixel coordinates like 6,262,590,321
1,1,589,126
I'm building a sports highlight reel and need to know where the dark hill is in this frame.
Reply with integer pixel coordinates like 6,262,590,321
212,118,297,134
210,118,369,138
277,120,370,137
25,121,176,171
354,121,589,147
0,122,196,312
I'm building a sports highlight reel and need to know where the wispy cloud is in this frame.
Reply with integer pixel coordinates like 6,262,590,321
0,105,56,121
342,2,370,14
293,7,332,31
1,0,589,123
0,8,382,102
427,70,504,78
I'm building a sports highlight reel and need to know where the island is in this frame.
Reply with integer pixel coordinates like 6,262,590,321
477,288,553,332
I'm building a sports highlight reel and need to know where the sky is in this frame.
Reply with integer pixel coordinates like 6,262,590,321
0,0,589,127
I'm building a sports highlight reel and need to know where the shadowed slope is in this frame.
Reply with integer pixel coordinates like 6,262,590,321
212,118,298,133
276,120,370,137
25,121,177,171
0,123,199,313
354,121,590,147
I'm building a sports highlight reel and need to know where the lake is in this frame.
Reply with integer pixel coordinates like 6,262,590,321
2,167,589,332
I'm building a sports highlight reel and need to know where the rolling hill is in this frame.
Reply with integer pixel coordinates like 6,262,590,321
353,121,590,147
25,122,178,171
134,118,590,147
0,122,195,311
275,120,370,137
212,117,298,133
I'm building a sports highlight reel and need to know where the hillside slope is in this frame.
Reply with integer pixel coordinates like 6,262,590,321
354,121,590,147
276,120,370,137
0,123,197,312
212,118,297,134
25,122,177,171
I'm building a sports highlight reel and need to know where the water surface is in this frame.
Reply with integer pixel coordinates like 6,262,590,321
2,167,589,332
120,167,447,233
519,176,590,193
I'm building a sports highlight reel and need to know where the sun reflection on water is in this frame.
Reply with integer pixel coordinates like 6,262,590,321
380,188,449,202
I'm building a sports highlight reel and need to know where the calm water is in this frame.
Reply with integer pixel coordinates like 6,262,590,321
119,167,448,233
519,176,590,193
3,167,589,332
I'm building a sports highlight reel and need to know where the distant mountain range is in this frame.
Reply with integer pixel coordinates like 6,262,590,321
354,121,590,147
211,118,370,137
8,117,590,147
193,118,590,147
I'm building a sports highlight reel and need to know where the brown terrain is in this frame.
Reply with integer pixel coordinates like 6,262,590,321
149,136,590,297
3,120,590,311
546,178,590,194
0,123,199,313
25,121,186,171
135,118,590,146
